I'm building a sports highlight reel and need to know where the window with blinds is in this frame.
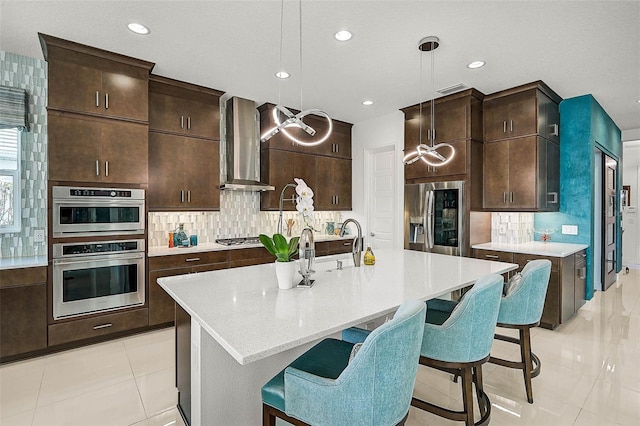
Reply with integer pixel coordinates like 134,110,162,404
0,127,20,232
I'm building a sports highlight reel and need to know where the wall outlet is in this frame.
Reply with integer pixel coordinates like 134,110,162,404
561,225,578,235
34,229,45,242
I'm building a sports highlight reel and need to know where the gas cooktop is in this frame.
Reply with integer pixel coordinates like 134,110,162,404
215,237,261,246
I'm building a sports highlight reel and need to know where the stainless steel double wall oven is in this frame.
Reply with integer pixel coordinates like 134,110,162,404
51,186,146,319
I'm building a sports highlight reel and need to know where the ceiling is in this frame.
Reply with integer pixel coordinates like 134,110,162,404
1,0,639,133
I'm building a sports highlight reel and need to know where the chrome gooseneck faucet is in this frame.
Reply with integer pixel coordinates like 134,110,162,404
298,227,315,287
277,183,297,235
340,219,363,267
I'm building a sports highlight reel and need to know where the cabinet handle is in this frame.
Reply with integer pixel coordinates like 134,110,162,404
187,190,191,203
510,192,514,203
96,160,100,176
185,257,201,262
95,91,100,107
181,116,184,129
93,323,113,330
485,254,499,259
336,195,339,204
343,242,351,246
510,120,513,132
550,123,559,136
503,121,507,133
547,192,558,204
105,161,109,177
105,93,109,109
427,129,431,141
187,116,191,130
578,267,586,279
335,143,339,153
181,190,185,203
503,192,507,204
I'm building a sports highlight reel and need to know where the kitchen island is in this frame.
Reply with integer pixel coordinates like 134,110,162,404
158,248,517,425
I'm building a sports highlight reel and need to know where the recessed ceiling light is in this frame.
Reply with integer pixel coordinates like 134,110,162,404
334,30,353,42
467,60,485,69
127,23,150,35
275,71,290,79
362,100,374,106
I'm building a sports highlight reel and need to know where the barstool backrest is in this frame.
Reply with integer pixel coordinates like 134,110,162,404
498,259,552,325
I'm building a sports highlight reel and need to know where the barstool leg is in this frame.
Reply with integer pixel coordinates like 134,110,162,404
474,366,487,416
461,367,474,426
520,327,534,403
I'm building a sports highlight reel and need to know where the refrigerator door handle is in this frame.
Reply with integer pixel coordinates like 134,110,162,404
426,190,435,249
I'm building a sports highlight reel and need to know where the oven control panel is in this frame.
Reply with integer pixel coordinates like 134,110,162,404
53,239,145,258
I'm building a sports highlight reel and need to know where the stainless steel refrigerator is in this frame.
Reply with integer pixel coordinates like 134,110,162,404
405,181,465,256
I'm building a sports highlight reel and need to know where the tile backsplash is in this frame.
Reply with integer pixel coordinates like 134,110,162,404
148,191,345,247
491,212,534,244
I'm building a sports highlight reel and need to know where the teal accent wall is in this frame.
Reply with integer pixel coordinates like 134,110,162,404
534,95,622,300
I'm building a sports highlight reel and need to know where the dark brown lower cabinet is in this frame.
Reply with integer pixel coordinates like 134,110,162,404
472,248,584,329
0,267,47,360
176,303,191,426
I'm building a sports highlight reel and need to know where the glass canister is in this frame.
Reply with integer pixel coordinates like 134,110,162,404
174,224,188,247
325,221,335,235
363,246,376,265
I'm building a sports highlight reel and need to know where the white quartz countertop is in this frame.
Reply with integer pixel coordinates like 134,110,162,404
158,248,517,365
148,234,354,257
472,241,588,257
0,256,48,270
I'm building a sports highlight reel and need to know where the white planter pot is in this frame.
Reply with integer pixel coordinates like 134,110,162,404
275,260,298,290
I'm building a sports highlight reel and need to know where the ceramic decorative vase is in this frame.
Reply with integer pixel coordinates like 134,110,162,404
275,261,297,290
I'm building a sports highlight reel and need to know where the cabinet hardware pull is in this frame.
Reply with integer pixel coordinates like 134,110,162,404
186,258,201,262
551,123,559,136
105,93,109,109
105,161,109,177
187,190,191,203
547,192,558,204
187,116,191,130
503,192,507,204
95,91,100,107
93,323,112,330
181,190,185,203
343,242,351,246
427,129,431,141
510,192,514,203
578,267,586,279
335,144,338,153
510,120,513,132
485,254,499,259
181,116,184,129
503,121,507,133
96,160,100,176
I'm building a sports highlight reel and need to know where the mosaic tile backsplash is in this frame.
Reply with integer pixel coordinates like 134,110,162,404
0,52,47,258
148,191,346,247
491,212,534,244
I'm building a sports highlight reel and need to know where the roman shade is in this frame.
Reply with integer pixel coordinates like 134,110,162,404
0,86,28,130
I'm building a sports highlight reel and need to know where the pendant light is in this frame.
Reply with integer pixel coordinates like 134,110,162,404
402,36,455,167
260,0,332,146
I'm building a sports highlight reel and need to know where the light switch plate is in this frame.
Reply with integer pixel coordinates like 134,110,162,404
562,225,578,235
34,229,45,242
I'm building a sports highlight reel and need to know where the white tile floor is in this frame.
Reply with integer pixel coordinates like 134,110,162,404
1,270,638,425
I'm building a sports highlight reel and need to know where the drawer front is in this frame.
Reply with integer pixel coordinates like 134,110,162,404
473,249,514,263
228,247,273,267
324,239,353,255
574,250,587,265
149,251,229,270
513,253,559,272
49,308,148,346
0,266,47,289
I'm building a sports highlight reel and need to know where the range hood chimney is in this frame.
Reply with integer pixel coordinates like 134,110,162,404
219,96,275,191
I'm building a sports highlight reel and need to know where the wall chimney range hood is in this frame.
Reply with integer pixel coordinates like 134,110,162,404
219,95,275,191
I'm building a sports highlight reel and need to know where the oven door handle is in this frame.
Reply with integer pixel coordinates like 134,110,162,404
53,252,144,265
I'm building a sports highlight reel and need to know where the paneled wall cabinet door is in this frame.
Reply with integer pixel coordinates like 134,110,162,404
482,81,561,212
147,75,223,211
258,103,353,211
40,33,154,185
402,89,484,182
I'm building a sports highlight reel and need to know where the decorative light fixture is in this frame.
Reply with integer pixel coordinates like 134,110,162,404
260,0,332,146
402,36,455,167
334,30,353,41
127,23,150,35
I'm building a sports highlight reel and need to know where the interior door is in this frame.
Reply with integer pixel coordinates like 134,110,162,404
603,154,618,290
367,147,396,249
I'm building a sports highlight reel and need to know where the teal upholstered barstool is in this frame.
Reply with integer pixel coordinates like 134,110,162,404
261,300,426,426
411,274,504,426
489,259,552,403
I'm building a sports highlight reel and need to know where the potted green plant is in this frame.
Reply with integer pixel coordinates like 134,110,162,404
259,234,300,289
